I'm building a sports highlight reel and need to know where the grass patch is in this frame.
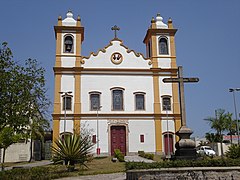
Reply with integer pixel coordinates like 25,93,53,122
78,156,125,175
0,157,125,180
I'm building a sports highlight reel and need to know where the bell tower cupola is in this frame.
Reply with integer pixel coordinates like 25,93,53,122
143,13,177,68
54,11,84,68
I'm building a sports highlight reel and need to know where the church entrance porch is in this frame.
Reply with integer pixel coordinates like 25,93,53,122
110,126,126,155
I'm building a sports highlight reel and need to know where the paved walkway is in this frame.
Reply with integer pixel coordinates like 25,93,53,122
3,160,53,171
124,155,155,163
59,172,126,180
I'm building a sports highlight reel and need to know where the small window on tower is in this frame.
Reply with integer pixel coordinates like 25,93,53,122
159,37,168,55
62,96,72,111
64,35,73,53
162,96,171,111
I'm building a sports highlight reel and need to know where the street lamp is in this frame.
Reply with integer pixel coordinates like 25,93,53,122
229,88,240,144
59,91,72,139
165,105,171,159
96,105,102,155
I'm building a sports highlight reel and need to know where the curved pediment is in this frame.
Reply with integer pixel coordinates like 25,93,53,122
82,39,152,69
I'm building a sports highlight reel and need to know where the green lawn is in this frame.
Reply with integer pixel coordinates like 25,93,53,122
0,157,126,180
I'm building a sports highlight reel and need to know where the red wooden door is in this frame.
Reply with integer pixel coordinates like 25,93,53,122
164,133,174,155
111,126,126,155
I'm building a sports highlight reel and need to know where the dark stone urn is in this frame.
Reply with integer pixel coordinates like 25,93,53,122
174,126,197,160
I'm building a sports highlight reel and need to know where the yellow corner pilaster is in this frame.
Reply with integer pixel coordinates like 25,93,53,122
155,119,162,152
75,33,82,67
74,118,81,134
55,32,62,67
53,74,61,114
52,118,60,147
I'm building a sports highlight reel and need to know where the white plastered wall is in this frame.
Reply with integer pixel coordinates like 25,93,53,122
81,75,154,113
60,74,75,134
83,40,151,69
61,57,76,67
128,120,155,153
81,120,109,154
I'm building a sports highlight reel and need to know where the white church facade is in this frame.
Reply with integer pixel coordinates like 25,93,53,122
52,11,181,156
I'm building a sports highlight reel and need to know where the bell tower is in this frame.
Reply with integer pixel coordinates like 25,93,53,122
52,11,84,142
143,14,181,154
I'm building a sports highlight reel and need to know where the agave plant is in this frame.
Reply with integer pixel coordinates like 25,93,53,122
51,133,94,171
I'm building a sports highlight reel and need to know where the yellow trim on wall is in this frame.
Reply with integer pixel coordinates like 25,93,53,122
75,32,82,67
52,73,61,141
52,118,60,147
53,74,61,114
170,35,177,68
155,119,162,153
55,32,62,67
74,118,81,135
74,74,81,134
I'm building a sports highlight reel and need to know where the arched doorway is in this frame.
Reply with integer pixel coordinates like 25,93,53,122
164,133,174,155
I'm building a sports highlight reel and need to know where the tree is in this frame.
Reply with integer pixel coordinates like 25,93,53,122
205,132,222,143
0,42,50,162
51,133,94,172
0,127,20,170
204,109,230,157
0,42,50,133
26,115,49,162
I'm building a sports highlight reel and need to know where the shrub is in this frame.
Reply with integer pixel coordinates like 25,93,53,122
125,158,240,170
226,144,240,159
51,133,94,171
114,149,125,162
138,151,154,160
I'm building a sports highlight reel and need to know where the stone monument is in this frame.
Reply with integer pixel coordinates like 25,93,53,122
163,66,199,159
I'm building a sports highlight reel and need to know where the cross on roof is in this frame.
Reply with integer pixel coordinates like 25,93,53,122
163,66,199,127
111,25,120,39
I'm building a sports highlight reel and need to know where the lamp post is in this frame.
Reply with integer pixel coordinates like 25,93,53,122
96,105,102,155
165,105,171,159
229,88,240,144
59,91,72,139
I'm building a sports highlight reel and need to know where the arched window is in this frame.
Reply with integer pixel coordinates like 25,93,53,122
159,37,168,55
111,88,124,111
134,92,145,110
89,91,101,111
64,35,73,53
62,96,72,111
162,96,171,111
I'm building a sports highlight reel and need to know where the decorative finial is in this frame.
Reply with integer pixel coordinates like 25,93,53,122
168,17,173,29
111,25,120,39
66,10,73,18
151,17,155,23
77,15,81,21
58,15,62,21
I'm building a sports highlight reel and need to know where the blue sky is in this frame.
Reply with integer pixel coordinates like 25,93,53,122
1,0,240,137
